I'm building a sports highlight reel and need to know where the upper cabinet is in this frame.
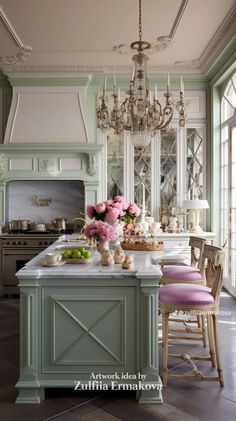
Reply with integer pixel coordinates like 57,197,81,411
106,91,206,222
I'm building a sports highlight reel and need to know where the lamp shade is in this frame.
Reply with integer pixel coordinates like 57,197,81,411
182,199,209,209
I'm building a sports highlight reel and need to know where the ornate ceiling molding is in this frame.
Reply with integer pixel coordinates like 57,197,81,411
0,0,235,76
199,4,236,74
0,6,32,71
113,0,188,55
113,36,173,55
174,3,236,74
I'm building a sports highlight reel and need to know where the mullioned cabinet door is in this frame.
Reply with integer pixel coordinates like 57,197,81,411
40,285,137,381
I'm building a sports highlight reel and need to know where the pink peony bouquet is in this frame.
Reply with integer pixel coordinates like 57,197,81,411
84,220,117,242
86,195,141,223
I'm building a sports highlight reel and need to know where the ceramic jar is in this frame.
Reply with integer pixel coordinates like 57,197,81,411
97,240,109,254
101,249,114,266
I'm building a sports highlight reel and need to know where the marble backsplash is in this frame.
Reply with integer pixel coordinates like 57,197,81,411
6,180,84,224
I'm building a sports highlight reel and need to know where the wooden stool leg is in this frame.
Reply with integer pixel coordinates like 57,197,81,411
162,313,169,387
212,314,224,387
197,315,202,328
207,314,216,367
201,315,207,347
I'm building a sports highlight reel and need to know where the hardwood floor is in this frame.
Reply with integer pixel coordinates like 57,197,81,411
0,290,235,421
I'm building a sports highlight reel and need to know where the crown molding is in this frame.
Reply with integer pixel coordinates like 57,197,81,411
0,6,32,71
164,3,236,76
4,71,92,87
199,3,236,74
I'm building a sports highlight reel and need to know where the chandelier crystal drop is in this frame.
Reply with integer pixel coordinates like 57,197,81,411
96,0,186,149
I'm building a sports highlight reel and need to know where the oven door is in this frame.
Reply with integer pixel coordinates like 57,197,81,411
2,248,41,294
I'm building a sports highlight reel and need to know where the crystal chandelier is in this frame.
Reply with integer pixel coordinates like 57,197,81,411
97,0,186,149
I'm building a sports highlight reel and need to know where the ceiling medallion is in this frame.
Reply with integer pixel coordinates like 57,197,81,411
97,0,186,149
113,36,173,55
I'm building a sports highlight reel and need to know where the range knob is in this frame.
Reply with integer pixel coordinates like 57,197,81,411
39,241,43,245
23,242,27,246
17,241,21,245
44,241,48,245
13,241,16,245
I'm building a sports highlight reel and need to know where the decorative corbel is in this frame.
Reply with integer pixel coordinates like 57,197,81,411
0,154,6,179
86,153,98,176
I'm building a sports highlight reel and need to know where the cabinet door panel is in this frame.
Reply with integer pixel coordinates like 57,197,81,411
41,286,136,375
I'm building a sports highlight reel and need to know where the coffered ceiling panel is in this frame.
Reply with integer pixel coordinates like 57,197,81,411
0,0,235,73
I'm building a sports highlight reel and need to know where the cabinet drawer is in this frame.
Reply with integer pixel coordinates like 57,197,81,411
163,240,189,250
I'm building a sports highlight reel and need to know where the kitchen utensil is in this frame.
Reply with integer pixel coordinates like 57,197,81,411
9,220,30,231
30,222,46,232
52,218,66,231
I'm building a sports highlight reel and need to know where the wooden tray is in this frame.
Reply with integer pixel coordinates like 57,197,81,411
62,258,92,264
121,241,164,251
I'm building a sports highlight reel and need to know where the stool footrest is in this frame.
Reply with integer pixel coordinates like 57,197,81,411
168,353,211,361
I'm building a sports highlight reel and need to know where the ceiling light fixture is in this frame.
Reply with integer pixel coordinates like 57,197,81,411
96,0,186,149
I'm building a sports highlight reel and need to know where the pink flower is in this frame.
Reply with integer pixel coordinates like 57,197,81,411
120,201,129,210
114,195,125,203
104,199,114,206
86,204,95,219
113,202,125,216
84,220,116,241
105,207,120,222
95,202,106,214
128,203,141,217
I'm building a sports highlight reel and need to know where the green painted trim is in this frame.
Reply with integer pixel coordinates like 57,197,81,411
4,71,209,91
89,74,209,91
205,87,212,232
5,72,91,87
0,143,103,153
0,74,10,87
207,35,236,82
210,85,221,246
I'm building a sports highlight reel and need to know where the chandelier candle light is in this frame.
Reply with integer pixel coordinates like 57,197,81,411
97,0,186,149
138,181,149,232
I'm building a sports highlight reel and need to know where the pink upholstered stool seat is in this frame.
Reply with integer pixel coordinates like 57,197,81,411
159,283,213,306
161,265,203,282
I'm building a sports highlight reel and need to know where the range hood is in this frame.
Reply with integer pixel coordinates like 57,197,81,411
0,74,105,228
3,74,94,145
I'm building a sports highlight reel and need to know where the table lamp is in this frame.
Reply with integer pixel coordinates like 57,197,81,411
182,199,209,232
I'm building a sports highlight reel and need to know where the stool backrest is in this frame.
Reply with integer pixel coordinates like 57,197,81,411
189,236,206,275
203,244,225,303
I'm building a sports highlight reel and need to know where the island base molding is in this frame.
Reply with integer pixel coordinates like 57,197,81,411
15,262,163,405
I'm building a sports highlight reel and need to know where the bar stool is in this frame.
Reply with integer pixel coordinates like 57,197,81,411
160,237,207,345
159,244,225,387
160,237,206,285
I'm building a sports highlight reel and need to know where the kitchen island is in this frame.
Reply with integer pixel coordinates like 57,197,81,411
15,238,163,404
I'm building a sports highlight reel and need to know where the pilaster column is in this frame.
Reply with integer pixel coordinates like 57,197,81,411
138,277,163,404
15,284,45,403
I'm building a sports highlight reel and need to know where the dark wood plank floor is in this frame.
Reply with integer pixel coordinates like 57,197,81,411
0,290,235,421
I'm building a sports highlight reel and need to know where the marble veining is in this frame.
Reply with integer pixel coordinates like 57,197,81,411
17,236,162,280
7,180,84,222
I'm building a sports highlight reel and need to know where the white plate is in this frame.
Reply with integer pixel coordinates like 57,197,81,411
42,261,66,267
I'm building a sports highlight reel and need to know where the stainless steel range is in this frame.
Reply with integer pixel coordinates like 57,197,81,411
1,233,61,295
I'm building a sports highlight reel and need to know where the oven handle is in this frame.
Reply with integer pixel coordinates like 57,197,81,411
3,249,44,255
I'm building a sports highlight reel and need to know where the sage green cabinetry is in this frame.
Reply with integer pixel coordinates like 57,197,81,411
16,271,163,404
41,286,136,376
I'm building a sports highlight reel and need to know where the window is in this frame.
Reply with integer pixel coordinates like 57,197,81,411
220,72,236,296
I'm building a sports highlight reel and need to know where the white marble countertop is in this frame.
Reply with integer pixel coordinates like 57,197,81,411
16,235,163,280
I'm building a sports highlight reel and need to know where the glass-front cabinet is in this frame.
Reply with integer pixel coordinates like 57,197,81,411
106,91,206,226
